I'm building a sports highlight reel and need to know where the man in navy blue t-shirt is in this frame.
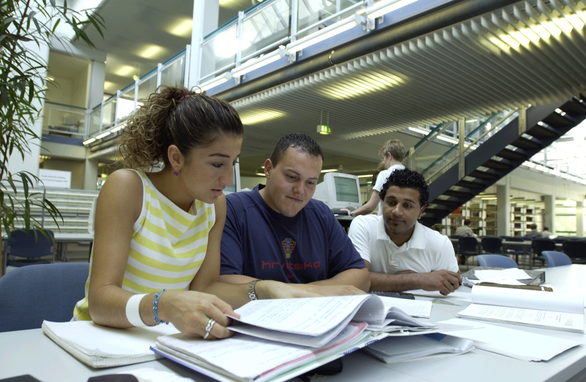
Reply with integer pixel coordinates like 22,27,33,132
220,134,370,295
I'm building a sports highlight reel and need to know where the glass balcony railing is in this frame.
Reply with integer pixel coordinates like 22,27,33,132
42,101,87,138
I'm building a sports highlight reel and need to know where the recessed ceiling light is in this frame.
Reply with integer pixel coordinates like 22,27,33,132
114,65,135,77
167,18,192,37
137,44,165,59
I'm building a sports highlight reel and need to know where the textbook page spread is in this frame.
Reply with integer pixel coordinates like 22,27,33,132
227,295,435,347
152,294,434,381
457,285,585,332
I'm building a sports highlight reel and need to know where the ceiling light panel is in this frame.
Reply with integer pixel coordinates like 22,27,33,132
240,110,285,125
167,18,192,37
137,44,165,59
318,71,405,99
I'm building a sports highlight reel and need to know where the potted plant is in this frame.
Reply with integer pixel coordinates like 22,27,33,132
0,0,103,274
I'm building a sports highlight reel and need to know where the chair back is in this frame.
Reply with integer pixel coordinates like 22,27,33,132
5,229,55,261
477,254,518,268
541,250,572,267
481,236,503,253
458,236,479,255
531,238,555,254
0,262,89,332
562,240,586,261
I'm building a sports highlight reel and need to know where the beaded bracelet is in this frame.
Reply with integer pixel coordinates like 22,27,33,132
153,289,168,324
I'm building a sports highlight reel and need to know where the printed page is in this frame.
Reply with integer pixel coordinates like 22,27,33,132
457,303,584,332
155,323,367,382
231,294,382,336
474,268,530,285
377,295,433,318
438,318,583,361
471,285,584,313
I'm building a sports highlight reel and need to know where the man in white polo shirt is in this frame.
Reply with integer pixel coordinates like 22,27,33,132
348,168,460,296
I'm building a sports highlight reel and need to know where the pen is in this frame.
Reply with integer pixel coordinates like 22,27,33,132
477,282,553,292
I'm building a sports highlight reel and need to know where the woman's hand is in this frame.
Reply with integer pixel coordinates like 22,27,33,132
159,290,239,339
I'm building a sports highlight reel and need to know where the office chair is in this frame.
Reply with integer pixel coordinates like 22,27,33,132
481,236,503,254
541,250,572,267
562,240,586,264
4,229,56,271
0,262,89,332
530,238,555,268
477,254,518,268
458,236,479,268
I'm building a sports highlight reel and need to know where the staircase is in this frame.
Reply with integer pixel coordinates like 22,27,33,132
421,94,586,227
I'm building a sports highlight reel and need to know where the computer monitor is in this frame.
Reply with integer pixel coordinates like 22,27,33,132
313,172,362,210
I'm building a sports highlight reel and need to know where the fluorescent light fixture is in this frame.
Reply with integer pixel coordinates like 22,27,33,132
321,168,338,173
367,0,417,19
200,75,230,91
487,10,586,53
240,110,285,125
319,71,404,99
167,18,192,37
83,137,96,146
357,174,373,178
408,126,429,135
212,26,246,59
95,131,110,140
287,16,358,54
255,172,266,177
111,123,126,133
232,49,284,78
137,44,165,59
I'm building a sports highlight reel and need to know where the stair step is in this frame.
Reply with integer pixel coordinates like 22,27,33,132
512,134,546,151
498,146,530,161
484,156,516,170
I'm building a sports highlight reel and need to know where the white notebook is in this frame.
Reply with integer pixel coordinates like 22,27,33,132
42,320,179,368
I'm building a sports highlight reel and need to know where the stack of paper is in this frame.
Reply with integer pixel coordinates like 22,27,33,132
42,320,179,368
457,285,585,332
364,333,474,363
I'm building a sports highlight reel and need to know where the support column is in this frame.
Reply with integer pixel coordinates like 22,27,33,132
7,42,49,180
188,0,219,88
496,183,510,236
542,194,555,234
577,201,584,237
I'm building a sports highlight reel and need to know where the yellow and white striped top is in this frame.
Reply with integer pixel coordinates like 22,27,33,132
73,170,215,320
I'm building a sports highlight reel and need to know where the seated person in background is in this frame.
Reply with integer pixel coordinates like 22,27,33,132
541,226,553,238
525,223,542,239
220,133,370,294
348,169,460,296
350,139,406,217
454,219,476,237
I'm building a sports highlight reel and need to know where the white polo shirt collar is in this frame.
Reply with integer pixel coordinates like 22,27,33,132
376,218,426,250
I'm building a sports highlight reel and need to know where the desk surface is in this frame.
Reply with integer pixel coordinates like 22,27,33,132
2,265,586,382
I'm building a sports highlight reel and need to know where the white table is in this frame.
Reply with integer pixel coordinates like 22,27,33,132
1,265,586,382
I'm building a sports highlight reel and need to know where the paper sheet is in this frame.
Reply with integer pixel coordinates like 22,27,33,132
377,296,433,318
437,318,583,361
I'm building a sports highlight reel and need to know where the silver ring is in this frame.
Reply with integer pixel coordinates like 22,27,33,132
203,318,216,340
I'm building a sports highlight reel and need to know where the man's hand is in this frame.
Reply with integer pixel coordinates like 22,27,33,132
419,270,461,296
256,280,365,299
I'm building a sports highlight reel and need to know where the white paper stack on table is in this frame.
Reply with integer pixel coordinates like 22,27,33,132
457,285,585,332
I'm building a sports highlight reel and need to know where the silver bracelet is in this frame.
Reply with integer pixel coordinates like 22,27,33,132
247,280,260,301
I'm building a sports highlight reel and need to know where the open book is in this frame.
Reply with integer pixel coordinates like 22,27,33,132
457,285,585,332
152,294,435,382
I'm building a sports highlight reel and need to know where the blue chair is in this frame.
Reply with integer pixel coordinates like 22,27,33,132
477,254,518,268
530,238,556,268
541,250,572,267
4,229,56,271
0,262,89,332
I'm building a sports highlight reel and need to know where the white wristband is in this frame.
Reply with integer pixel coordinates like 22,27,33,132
125,293,148,327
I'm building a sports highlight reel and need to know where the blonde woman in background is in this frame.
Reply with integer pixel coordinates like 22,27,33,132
350,139,407,217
